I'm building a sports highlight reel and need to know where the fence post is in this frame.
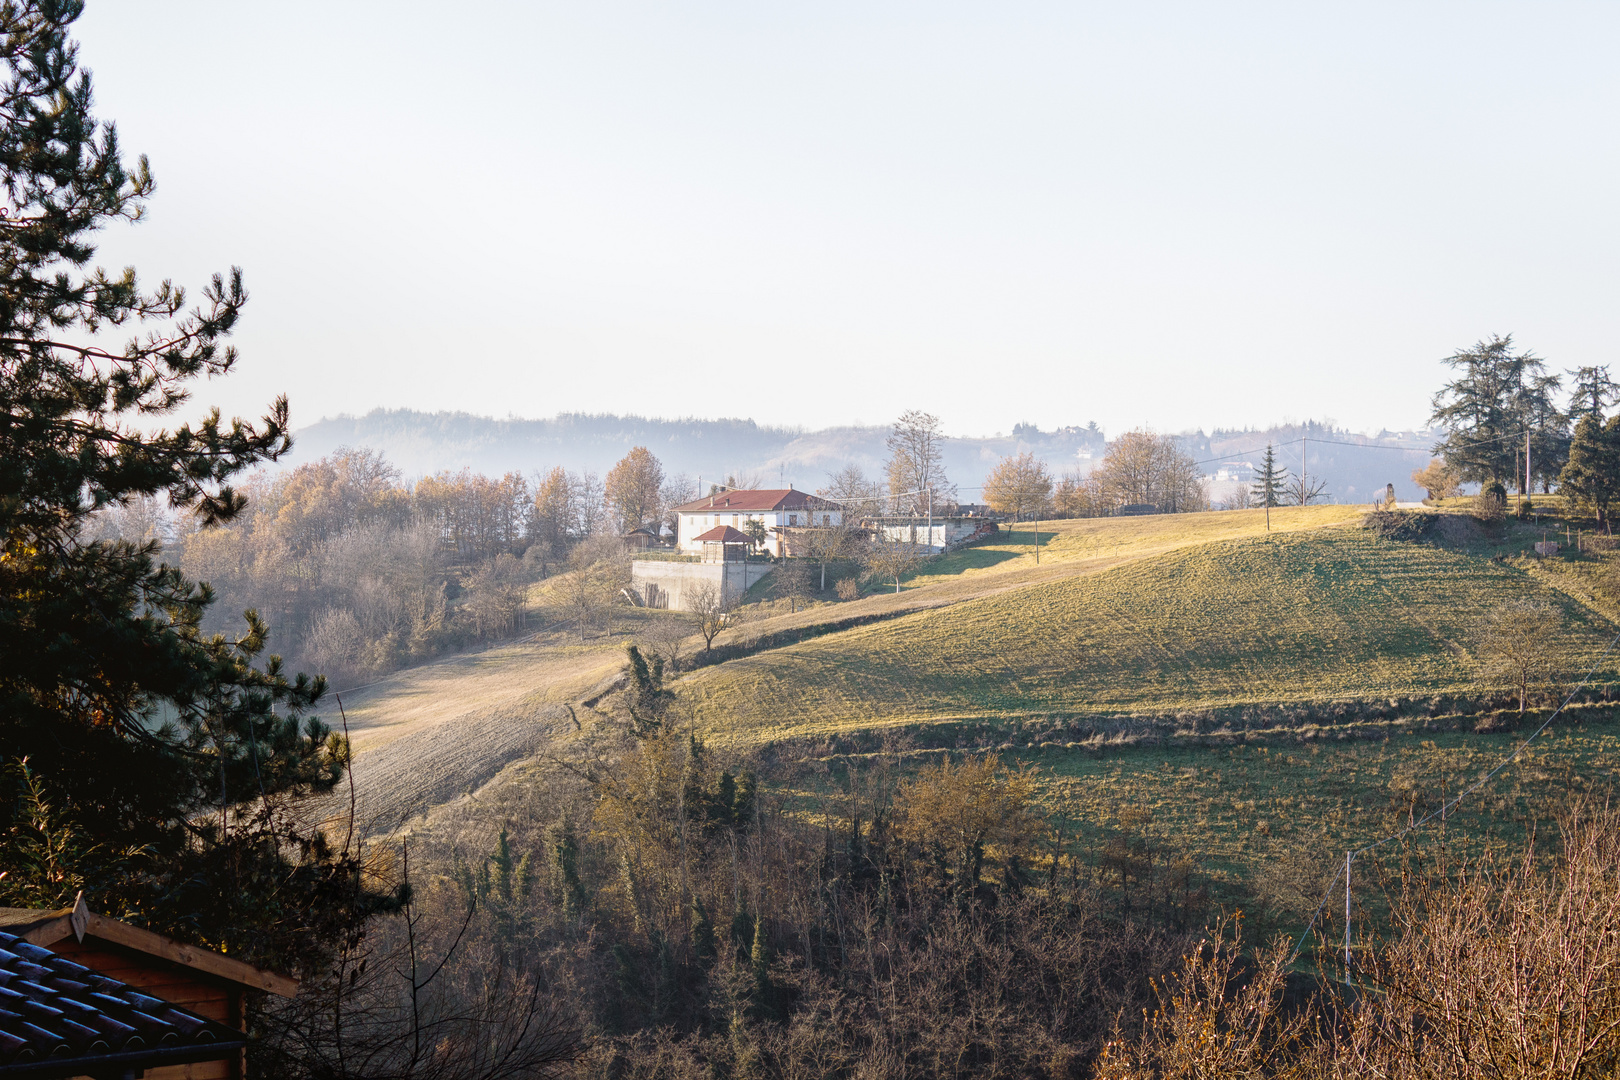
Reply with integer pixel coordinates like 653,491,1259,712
1344,850,1352,986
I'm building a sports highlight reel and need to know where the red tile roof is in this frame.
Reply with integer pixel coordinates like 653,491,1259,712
672,489,841,514
692,525,753,543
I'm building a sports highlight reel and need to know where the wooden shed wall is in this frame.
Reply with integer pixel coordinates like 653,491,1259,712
47,937,242,1080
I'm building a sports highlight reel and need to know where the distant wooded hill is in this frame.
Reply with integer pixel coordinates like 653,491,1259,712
288,409,1440,502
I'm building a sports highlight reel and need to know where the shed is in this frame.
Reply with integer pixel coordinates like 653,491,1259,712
0,896,297,1079
620,528,661,551
0,927,247,1080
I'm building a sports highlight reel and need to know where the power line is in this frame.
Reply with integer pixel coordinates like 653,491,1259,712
1193,428,1529,469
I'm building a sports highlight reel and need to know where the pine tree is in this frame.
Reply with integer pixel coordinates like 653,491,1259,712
0,2,375,971
1250,443,1289,530
1569,365,1619,425
1429,334,1560,495
1559,413,1620,531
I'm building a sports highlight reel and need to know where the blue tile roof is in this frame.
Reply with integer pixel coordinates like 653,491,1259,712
0,929,245,1076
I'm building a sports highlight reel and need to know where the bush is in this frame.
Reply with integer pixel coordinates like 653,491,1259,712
1100,806,1620,1079
1474,490,1507,524
1363,509,1437,542
835,577,861,601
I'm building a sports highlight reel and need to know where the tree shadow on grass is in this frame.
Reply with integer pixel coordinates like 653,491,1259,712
903,532,1061,583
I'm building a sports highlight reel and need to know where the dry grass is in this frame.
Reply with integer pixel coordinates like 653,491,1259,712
318,617,662,834
681,528,1620,745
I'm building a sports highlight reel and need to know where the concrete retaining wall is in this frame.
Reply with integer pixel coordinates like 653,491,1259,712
631,560,774,611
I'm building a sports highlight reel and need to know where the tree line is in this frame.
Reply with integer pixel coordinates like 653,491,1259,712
1423,333,1620,521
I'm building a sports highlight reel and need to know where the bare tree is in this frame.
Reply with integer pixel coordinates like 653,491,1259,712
1472,597,1564,712
1093,430,1207,514
530,466,577,561
1053,470,1105,518
885,410,955,514
814,465,883,587
800,522,851,590
1286,473,1329,506
463,553,527,639
563,537,629,640
821,463,886,515
686,581,733,657
257,850,583,1079
659,473,697,538
572,470,607,537
776,559,813,613
638,614,694,672
863,535,922,594
983,452,1054,560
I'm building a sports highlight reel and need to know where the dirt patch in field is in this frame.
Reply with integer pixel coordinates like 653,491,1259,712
310,625,634,835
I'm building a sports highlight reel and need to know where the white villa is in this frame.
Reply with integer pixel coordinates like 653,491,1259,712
671,489,843,557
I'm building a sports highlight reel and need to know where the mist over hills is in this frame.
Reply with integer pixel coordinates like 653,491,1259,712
289,409,1440,502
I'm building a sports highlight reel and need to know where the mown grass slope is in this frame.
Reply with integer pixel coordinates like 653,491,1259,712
1024,718,1620,916
683,527,1620,745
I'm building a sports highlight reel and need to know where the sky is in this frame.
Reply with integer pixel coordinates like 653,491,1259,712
73,2,1620,440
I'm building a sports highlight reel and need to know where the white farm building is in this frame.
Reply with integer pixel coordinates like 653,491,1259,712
670,489,843,557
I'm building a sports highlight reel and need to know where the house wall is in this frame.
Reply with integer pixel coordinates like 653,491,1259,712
631,560,773,611
874,518,995,553
677,508,843,555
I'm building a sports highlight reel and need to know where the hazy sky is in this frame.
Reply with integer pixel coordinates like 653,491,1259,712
74,2,1619,440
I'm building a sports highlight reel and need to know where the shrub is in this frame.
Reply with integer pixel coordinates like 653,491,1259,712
1363,509,1437,542
835,577,861,601
1474,490,1507,524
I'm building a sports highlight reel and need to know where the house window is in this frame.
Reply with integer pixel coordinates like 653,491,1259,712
789,514,798,526
822,514,831,526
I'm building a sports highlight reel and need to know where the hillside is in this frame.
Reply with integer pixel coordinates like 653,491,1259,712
681,520,1620,746
319,503,1620,848
316,505,1359,827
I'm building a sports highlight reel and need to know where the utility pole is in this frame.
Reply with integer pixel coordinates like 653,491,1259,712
1302,432,1308,507
1526,428,1533,511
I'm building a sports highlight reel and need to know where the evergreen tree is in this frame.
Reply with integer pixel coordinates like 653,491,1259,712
1250,443,1289,530
624,644,671,738
1429,334,1559,495
0,2,376,972
1569,365,1620,425
1559,413,1620,530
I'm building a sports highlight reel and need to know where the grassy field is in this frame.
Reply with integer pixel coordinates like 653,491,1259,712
341,502,1620,877
1022,715,1620,915
681,525,1620,746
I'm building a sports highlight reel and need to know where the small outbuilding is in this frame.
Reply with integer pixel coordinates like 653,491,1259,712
691,525,753,563
0,896,298,1079
620,527,662,552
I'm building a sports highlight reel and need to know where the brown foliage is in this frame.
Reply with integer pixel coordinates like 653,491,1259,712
983,452,1055,522
606,447,667,535
1098,806,1620,1080
1091,431,1207,514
